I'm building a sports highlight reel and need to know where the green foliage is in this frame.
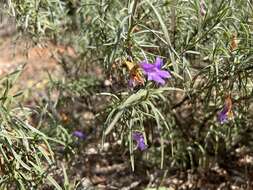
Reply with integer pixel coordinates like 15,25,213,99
0,70,64,189
7,0,69,37
4,0,253,188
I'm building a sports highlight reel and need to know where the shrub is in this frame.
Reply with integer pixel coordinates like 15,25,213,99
4,0,253,187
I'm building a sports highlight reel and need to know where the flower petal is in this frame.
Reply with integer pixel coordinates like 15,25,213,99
140,63,154,71
154,57,163,68
128,79,135,87
218,106,228,124
133,132,140,141
73,131,86,139
139,57,171,85
138,140,147,151
132,132,147,151
218,112,227,124
156,70,171,78
147,73,165,85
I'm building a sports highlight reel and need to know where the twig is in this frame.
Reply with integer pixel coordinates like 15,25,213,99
122,181,141,190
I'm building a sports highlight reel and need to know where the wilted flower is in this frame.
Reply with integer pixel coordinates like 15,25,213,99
60,112,69,124
230,33,238,51
140,57,171,85
133,132,147,151
218,96,233,124
73,130,86,140
200,0,206,16
125,60,144,87
129,67,144,87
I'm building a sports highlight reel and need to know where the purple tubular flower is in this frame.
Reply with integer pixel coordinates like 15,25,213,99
73,130,86,140
140,57,171,85
133,132,147,151
218,96,233,124
218,106,228,124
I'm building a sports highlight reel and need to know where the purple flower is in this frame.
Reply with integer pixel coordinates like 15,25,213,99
218,106,229,124
73,130,86,140
218,96,233,124
133,132,147,151
140,57,171,85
